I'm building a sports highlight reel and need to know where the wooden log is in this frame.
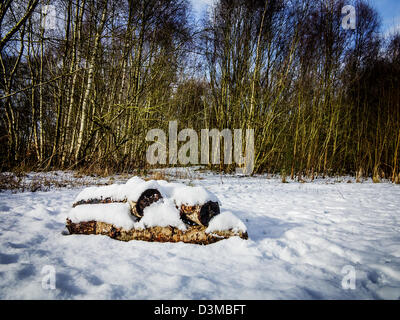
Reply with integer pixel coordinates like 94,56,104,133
72,188,163,219
66,219,248,245
179,201,220,226
66,219,97,234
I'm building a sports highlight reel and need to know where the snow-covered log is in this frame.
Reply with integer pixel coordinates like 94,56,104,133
72,188,163,219
66,198,248,245
65,219,248,245
72,177,221,226
66,177,229,244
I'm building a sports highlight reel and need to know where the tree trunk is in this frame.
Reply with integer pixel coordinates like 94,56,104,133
74,0,108,162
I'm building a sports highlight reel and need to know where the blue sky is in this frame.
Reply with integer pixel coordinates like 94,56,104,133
372,0,400,34
190,0,400,35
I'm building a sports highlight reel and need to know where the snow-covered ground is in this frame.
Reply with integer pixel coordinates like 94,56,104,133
0,170,400,299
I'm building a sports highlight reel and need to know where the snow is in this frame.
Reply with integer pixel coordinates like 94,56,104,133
126,180,164,202
67,203,135,230
125,176,145,186
1,171,400,299
206,211,247,233
167,184,219,206
74,177,219,206
135,199,187,231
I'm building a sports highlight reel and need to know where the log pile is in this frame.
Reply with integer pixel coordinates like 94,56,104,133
66,178,248,245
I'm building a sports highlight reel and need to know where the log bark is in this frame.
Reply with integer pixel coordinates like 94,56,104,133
66,219,248,245
72,197,123,207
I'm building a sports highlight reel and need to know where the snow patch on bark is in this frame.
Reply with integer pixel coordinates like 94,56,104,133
135,199,187,231
206,211,247,233
67,202,135,230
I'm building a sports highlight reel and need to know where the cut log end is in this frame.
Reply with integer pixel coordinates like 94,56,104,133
199,201,220,225
135,188,162,216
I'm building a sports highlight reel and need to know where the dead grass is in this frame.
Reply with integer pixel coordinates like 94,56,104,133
0,172,110,193
141,168,203,182
0,173,23,191
0,173,61,192
74,165,115,178
145,171,170,182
